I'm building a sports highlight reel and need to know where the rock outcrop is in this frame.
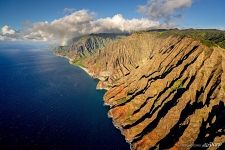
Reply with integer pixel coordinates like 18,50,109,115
56,30,225,150
54,33,127,61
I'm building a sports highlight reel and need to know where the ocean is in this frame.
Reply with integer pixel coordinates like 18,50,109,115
0,43,129,150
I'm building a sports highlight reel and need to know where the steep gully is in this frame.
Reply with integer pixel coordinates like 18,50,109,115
55,32,225,150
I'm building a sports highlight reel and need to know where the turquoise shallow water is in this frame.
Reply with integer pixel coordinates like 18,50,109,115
0,43,129,150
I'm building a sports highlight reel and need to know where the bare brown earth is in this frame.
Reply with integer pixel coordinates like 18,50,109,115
57,31,225,150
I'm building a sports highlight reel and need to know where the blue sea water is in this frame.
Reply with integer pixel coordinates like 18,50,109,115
0,43,129,150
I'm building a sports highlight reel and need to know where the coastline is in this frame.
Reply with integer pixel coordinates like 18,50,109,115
55,53,110,90
78,66,110,91
55,53,132,149
108,113,133,150
78,63,132,149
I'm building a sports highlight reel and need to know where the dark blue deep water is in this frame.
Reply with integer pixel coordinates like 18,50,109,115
0,43,129,150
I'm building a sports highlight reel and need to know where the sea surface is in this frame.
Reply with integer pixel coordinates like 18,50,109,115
0,43,129,150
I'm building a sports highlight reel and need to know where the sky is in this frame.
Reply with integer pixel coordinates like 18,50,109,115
0,0,224,44
0,0,146,29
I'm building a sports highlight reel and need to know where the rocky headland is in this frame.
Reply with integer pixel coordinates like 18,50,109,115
55,29,225,150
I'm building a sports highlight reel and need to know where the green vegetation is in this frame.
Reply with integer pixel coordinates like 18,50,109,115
201,70,205,76
126,118,135,124
124,109,136,124
155,29,225,49
204,48,213,58
73,59,84,67
107,84,113,88
223,84,225,92
170,80,183,91
197,94,204,103
116,97,127,105
126,117,136,124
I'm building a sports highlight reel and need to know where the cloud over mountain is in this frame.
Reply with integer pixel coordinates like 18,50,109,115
138,0,193,22
0,10,159,45
0,0,195,44
24,10,159,45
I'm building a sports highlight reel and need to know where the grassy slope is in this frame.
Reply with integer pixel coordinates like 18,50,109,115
152,29,225,49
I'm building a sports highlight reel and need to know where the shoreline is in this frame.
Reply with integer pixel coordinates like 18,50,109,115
107,113,133,150
54,53,95,77
55,53,110,91
78,66,110,91
55,53,132,149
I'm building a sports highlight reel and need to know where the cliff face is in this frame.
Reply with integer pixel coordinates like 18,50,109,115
54,33,127,61
57,30,225,150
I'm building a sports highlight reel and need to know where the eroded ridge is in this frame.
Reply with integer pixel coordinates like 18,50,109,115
89,34,225,150
56,31,225,150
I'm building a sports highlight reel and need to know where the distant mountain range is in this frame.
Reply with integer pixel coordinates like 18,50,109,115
55,29,225,150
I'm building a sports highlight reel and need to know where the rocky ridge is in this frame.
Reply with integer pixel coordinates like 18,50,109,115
54,33,127,61
56,30,225,150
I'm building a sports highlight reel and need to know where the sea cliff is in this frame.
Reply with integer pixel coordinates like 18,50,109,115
55,29,225,150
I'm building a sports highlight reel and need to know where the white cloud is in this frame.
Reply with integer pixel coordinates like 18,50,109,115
0,1,198,44
1,25,15,35
23,10,94,44
63,8,77,15
92,14,159,33
0,26,22,41
0,35,5,40
0,9,162,44
138,0,193,22
23,9,159,45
